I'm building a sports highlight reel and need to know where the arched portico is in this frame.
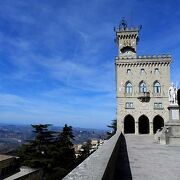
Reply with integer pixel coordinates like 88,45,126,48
124,115,135,134
153,115,164,134
138,115,149,134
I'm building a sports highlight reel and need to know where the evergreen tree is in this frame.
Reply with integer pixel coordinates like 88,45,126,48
32,124,54,144
58,124,74,147
18,124,55,170
56,124,75,169
18,124,76,180
79,140,92,159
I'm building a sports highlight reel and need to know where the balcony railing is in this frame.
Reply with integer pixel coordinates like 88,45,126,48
138,92,150,102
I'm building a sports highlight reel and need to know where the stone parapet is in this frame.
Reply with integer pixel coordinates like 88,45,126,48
63,134,120,180
116,54,171,60
115,55,171,67
115,27,139,32
115,54,171,64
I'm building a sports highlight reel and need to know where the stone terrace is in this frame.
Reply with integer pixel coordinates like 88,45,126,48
63,134,180,180
126,134,180,180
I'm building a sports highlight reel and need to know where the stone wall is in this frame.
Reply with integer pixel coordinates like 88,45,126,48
63,134,119,180
115,55,171,134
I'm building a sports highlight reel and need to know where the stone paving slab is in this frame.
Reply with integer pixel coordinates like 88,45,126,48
126,135,180,180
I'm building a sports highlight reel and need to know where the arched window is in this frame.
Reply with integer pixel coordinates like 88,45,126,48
126,82,133,94
154,81,161,93
140,68,145,75
139,81,147,93
154,68,160,75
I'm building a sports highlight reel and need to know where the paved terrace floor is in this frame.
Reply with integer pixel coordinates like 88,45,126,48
126,135,180,180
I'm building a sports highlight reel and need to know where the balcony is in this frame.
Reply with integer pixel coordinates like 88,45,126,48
138,92,150,102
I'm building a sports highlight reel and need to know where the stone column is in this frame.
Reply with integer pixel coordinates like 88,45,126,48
135,121,139,135
150,121,153,135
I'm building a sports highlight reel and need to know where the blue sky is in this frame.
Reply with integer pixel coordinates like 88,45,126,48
0,0,180,129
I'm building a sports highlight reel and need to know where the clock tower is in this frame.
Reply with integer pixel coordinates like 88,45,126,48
115,19,140,58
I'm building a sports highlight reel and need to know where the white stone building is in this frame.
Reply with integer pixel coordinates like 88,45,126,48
115,20,171,134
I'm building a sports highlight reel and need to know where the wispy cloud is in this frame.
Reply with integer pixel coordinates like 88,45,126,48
0,0,179,128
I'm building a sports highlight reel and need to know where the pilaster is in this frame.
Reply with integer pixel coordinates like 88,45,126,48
135,121,139,135
150,122,153,135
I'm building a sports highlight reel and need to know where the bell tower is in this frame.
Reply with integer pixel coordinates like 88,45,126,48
115,19,141,58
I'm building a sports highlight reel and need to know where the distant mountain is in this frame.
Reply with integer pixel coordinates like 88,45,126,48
0,124,107,154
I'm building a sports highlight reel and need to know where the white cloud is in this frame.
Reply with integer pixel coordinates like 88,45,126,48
0,91,115,129
1,0,179,129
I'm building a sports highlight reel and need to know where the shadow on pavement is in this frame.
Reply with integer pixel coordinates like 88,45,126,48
102,133,132,180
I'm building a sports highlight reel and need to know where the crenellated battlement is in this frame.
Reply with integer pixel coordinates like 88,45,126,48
116,54,171,60
115,54,172,66
115,57,171,67
114,27,139,32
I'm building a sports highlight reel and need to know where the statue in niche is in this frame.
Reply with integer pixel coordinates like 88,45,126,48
168,83,177,104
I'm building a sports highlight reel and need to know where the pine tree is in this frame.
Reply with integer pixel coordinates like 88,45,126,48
18,124,76,180
56,124,75,169
58,124,74,148
18,124,55,170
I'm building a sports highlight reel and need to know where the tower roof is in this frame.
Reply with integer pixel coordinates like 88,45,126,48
114,18,142,33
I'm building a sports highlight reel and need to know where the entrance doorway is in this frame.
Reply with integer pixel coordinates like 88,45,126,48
153,115,164,134
124,115,135,134
138,115,149,134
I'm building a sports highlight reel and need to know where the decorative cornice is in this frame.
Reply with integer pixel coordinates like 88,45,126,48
117,33,138,39
115,61,170,67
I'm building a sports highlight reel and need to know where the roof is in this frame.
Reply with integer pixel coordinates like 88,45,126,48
0,154,14,161
4,166,39,180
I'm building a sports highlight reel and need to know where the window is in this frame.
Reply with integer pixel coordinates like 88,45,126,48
125,82,133,94
127,69,131,74
125,102,134,109
154,68,160,75
139,81,147,93
140,68,145,75
154,102,163,109
154,81,161,93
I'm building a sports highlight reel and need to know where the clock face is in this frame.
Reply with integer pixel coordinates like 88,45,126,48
125,50,133,55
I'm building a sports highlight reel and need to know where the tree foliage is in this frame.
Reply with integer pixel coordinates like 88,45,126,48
58,124,74,148
18,124,75,180
79,140,92,159
106,119,117,139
